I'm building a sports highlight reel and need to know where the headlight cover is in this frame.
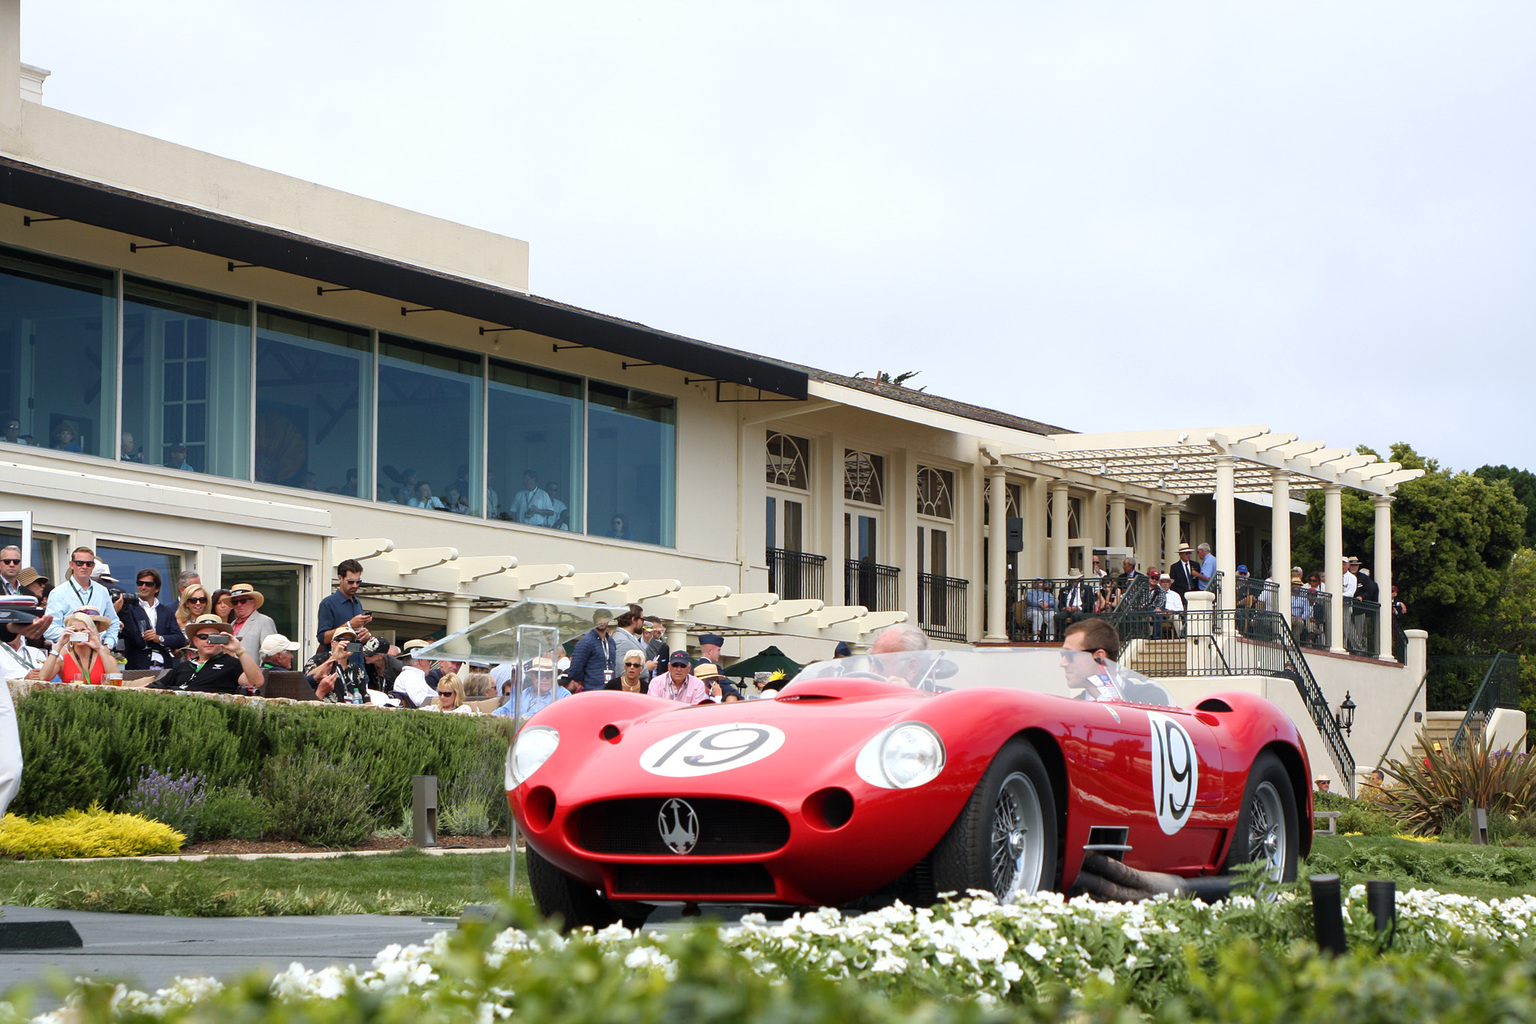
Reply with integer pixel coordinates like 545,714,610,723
855,722,945,789
507,725,561,787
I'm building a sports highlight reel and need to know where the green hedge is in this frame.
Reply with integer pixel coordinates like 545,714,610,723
11,687,511,831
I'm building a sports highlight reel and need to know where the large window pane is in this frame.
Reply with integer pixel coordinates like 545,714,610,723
123,278,250,477
96,543,183,604
377,336,481,514
255,309,371,494
488,359,582,529
588,383,675,546
0,246,116,458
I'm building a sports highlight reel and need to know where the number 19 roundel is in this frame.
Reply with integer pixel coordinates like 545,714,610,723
1147,711,1199,835
641,724,787,778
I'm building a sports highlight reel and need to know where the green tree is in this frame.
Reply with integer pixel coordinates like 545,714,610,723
1474,464,1536,548
1294,443,1526,651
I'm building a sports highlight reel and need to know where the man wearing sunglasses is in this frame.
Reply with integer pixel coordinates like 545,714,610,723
120,569,187,670
44,546,121,648
0,546,21,596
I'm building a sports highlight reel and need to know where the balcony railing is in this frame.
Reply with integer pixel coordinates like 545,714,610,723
1008,577,1106,642
766,548,826,601
1342,597,1381,658
1290,587,1333,651
919,573,969,642
845,558,900,612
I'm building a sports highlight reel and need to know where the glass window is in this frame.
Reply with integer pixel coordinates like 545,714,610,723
377,336,482,514
767,432,810,489
488,359,582,529
917,466,955,519
845,450,885,505
221,555,306,654
123,278,250,477
588,382,675,546
0,246,116,459
255,309,372,495
96,543,183,607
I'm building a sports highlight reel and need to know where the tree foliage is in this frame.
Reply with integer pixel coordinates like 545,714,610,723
1293,443,1527,652
1475,464,1536,549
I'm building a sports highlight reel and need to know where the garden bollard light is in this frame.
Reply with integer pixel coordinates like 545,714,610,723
1309,873,1346,956
1472,807,1489,845
412,774,438,848
1366,879,1396,949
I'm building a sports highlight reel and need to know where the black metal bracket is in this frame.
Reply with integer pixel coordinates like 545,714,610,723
552,343,586,352
479,326,518,335
713,380,803,403
227,261,256,271
621,360,658,370
23,216,64,226
316,285,355,295
129,242,175,252
684,376,720,385
400,305,438,316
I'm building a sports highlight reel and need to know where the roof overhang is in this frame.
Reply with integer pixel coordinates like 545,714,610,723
0,156,808,399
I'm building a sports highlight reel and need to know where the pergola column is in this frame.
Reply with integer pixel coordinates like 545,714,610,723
445,595,472,636
1164,505,1182,572
1108,493,1127,549
1214,455,1236,612
1271,470,1291,634
1374,495,1395,661
984,465,1009,641
1144,499,1164,574
1324,484,1345,654
1048,480,1070,578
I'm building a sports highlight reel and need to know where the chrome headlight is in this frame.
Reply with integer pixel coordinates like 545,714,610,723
507,725,560,787
855,722,945,789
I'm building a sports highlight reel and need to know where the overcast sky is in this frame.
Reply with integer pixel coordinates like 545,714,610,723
21,2,1536,474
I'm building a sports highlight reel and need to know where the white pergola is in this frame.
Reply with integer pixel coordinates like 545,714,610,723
1000,426,1423,661
335,539,908,656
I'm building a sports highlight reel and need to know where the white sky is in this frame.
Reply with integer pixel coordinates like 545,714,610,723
21,2,1536,474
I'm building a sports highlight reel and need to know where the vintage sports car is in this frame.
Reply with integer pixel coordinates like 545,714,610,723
506,646,1312,927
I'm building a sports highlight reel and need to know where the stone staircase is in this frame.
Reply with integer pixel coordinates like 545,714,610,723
1408,711,1469,762
1122,638,1188,677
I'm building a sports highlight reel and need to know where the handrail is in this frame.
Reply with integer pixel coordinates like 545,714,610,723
1451,651,1519,752
1256,611,1356,795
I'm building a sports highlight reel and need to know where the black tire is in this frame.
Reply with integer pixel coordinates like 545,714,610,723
931,737,1058,901
525,845,653,931
1222,750,1299,883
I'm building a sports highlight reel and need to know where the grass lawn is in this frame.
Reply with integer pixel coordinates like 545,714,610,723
4,836,1534,918
2,849,529,917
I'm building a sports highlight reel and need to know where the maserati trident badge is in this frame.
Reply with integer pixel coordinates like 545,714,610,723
658,798,700,854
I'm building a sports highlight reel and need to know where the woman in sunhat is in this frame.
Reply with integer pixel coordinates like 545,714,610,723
36,608,114,685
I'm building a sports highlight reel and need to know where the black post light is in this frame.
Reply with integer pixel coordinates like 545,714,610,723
1337,691,1357,736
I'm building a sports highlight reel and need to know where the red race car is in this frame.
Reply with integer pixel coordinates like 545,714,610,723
507,646,1312,927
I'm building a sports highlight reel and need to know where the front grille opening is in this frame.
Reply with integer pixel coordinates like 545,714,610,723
802,787,854,830
612,862,776,897
575,798,790,855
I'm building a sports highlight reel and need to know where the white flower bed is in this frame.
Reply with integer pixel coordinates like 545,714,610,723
21,887,1536,1023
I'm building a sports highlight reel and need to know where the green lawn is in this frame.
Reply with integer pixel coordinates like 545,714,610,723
4,836,1533,919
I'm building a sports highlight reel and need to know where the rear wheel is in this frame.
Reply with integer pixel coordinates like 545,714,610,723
931,738,1058,902
1223,750,1299,883
525,845,653,931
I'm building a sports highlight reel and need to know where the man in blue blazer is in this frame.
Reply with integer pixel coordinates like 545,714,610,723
120,568,187,670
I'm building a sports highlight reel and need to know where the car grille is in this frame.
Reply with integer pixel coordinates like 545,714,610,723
575,798,790,855
611,862,777,897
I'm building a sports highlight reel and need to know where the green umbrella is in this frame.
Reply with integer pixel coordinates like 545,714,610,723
719,645,803,679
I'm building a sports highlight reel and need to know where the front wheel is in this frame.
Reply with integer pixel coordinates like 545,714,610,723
1223,750,1299,884
931,737,1058,902
526,845,652,931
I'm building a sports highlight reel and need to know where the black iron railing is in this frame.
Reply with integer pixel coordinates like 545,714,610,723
1006,576,1133,641
767,548,826,601
1289,587,1333,651
845,559,900,612
1341,597,1380,658
919,573,969,642
1449,652,1521,753
1113,609,1355,792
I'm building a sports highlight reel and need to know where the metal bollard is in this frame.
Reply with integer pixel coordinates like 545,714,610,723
1366,879,1396,949
1472,807,1489,846
1309,873,1346,956
412,775,438,848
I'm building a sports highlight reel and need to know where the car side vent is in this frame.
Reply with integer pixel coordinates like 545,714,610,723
1195,697,1234,713
779,694,837,702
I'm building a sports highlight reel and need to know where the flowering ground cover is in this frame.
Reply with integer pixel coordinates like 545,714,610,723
9,886,1536,1024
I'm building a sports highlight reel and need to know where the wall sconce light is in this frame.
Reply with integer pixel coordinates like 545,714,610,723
1336,691,1357,736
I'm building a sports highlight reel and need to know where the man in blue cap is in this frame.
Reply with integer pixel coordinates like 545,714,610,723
833,641,852,658
698,632,725,667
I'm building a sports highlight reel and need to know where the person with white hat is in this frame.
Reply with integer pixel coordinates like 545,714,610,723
258,632,301,673
390,639,438,707
493,653,570,718
227,583,278,661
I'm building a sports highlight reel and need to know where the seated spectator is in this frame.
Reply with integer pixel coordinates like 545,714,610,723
411,482,446,510
1055,569,1091,638
148,614,262,693
175,584,210,630
35,609,114,684
121,568,187,671
258,633,300,676
1153,573,1184,638
462,666,495,699
362,636,403,692
390,639,438,708
608,649,647,692
3,417,28,446
303,625,372,703
16,567,48,603
51,421,82,452
694,661,742,702
227,584,277,661
494,656,569,717
165,441,194,471
120,431,143,462
1,623,48,679
1023,579,1053,641
210,588,234,623
648,649,709,703
443,487,470,514
432,673,473,713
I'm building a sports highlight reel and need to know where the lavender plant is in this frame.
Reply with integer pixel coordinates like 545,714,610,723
117,768,206,842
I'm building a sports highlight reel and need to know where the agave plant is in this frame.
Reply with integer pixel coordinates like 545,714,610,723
1381,734,1536,836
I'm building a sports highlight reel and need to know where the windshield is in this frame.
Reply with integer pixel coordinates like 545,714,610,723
791,647,1171,706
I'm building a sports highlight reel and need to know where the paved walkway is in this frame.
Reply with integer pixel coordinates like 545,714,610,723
0,905,458,1007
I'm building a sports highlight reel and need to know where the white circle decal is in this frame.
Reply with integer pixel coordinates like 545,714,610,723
641,723,787,777
1147,711,1199,835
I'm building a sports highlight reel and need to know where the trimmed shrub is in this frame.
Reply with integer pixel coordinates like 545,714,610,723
196,788,271,842
0,804,184,858
261,749,375,848
117,768,206,841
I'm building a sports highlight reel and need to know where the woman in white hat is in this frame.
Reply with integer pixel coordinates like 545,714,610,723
36,608,114,685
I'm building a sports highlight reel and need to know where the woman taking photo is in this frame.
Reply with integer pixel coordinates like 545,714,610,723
36,608,114,684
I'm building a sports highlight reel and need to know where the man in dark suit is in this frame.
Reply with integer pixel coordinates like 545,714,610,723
1168,543,1199,602
119,568,187,670
1054,569,1093,639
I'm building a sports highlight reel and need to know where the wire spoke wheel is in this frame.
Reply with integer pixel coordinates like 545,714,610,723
1222,751,1298,889
1245,780,1287,881
990,771,1047,900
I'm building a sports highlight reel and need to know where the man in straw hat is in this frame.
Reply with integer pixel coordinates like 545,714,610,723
227,583,277,660
149,613,263,693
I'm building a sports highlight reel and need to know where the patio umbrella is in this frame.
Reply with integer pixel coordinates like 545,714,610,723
719,645,803,679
